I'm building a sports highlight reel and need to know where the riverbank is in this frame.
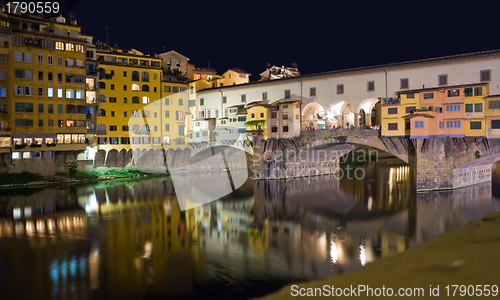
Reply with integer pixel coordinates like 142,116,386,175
255,211,500,299
0,167,169,189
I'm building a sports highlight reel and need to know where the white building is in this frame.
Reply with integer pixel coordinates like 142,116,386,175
195,49,500,132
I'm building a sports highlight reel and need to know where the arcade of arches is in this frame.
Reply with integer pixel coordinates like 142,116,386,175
301,99,381,130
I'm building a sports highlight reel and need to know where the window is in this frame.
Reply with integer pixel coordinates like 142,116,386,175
142,72,149,82
446,105,461,112
58,73,62,82
262,92,267,100
284,89,291,98
15,85,23,95
405,106,416,113
474,86,483,96
465,104,473,112
336,84,344,94
388,123,398,130
48,104,53,113
283,125,289,132
492,120,500,129
241,94,246,103
132,84,139,91
222,96,227,104
172,87,179,93
165,111,170,118
48,72,52,81
57,57,63,66
406,93,415,99
0,53,6,63
132,96,140,104
439,121,444,129
111,84,114,90
110,125,117,131
447,89,459,97
58,104,63,114
164,86,171,93
48,55,53,65
283,112,289,120
489,100,500,109
271,126,278,132
438,74,448,86
165,124,170,131
38,87,43,97
24,86,33,96
176,111,183,120
446,120,461,128
470,121,482,130
98,95,106,102
480,70,491,82
400,78,409,89
423,92,434,99
475,103,483,112
38,54,43,64
142,97,149,104
414,121,424,128
109,97,116,103
367,81,375,91
260,113,264,118
142,85,149,92
464,88,473,97
387,108,398,114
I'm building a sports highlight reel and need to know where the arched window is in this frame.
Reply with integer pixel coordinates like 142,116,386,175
132,84,140,91
86,121,95,132
132,110,141,117
98,82,106,89
97,109,106,116
142,97,149,104
97,124,106,135
132,71,140,81
142,85,149,92
142,110,150,118
142,124,150,135
141,72,149,82
97,94,106,102
132,124,140,134
132,96,140,104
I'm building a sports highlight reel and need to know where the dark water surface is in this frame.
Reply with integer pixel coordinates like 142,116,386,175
1,160,500,300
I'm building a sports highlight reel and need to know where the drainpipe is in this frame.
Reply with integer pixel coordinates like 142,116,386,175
298,80,302,133
384,69,387,99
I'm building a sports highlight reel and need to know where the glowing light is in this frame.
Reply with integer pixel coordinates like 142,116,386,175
360,242,366,266
330,240,338,263
367,196,373,211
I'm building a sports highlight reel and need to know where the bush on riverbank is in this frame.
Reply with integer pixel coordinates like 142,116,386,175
0,172,44,185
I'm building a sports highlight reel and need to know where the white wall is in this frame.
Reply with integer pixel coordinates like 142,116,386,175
197,55,500,119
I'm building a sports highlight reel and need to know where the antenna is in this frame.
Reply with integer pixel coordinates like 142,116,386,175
68,12,75,21
105,26,108,45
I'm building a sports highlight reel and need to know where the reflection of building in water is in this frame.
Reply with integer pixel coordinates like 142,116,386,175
415,182,500,244
0,187,85,219
78,178,193,299
0,205,88,300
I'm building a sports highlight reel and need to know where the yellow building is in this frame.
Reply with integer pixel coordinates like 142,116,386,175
381,93,419,137
464,85,487,137
246,102,272,140
161,77,189,148
1,13,87,163
485,94,500,138
94,48,162,152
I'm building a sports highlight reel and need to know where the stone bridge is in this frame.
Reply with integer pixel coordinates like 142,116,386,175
251,129,500,191
251,129,412,180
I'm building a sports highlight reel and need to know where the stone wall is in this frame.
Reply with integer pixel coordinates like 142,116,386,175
0,151,83,176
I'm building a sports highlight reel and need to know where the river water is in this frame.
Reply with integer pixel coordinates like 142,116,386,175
1,160,500,300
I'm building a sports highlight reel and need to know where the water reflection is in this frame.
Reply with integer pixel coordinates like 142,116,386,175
0,160,499,299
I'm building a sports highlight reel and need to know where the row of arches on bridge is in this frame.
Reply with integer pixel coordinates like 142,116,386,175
301,99,381,129
94,148,191,169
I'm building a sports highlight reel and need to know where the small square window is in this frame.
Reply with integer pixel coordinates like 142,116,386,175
336,84,344,94
367,81,375,91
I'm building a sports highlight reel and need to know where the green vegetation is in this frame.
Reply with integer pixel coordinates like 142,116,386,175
475,150,481,159
245,120,265,134
0,172,44,185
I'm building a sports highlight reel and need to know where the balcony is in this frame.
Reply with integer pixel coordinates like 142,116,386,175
382,97,401,106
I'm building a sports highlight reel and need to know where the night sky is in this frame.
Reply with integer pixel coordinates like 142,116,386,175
68,0,500,81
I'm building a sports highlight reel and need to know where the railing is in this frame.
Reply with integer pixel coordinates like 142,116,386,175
382,97,401,105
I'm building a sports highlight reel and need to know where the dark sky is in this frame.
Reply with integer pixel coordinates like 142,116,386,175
68,1,500,81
